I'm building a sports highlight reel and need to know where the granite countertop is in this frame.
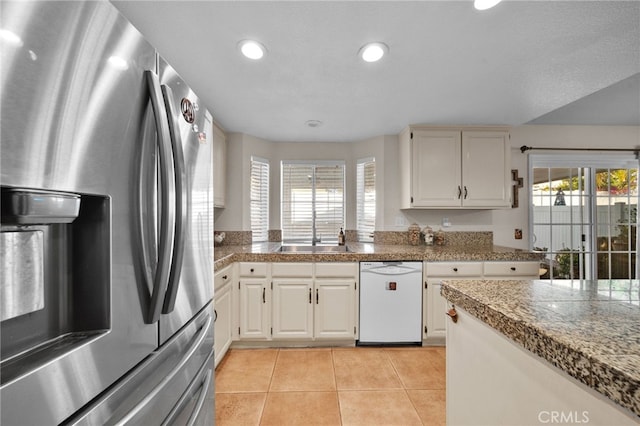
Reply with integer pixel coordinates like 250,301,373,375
441,278,640,418
213,242,543,271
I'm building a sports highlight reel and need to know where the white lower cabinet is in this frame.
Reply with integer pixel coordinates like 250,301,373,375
423,261,540,344
447,305,638,425
424,262,483,343
483,261,540,279
214,265,234,366
214,283,232,366
239,263,270,340
314,279,355,339
272,278,314,339
271,263,357,340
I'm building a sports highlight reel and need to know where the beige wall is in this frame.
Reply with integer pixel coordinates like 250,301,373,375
215,125,640,248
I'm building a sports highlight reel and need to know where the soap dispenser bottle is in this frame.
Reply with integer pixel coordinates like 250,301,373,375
338,227,345,246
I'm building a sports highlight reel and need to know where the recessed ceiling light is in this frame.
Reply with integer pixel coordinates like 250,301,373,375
474,0,502,11
358,42,388,63
305,120,323,128
238,39,266,60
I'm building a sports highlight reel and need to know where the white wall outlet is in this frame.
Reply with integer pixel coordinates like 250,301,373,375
442,217,451,227
395,215,408,227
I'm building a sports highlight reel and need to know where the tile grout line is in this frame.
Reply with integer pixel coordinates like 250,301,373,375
257,348,280,425
331,348,344,426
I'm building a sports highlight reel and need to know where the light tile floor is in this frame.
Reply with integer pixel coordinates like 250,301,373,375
215,346,446,425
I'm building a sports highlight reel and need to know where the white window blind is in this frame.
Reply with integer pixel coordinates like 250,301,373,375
281,161,345,244
250,156,269,242
357,158,376,242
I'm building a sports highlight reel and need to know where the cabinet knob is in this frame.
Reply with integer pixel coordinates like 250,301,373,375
453,267,458,272
222,275,228,280
250,268,255,273
446,306,458,323
510,267,516,271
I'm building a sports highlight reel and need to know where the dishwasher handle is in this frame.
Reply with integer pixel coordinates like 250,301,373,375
361,265,422,276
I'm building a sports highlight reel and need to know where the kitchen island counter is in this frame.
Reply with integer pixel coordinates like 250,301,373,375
213,242,542,271
441,278,640,420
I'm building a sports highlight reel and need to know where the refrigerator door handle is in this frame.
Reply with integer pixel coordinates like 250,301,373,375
115,314,213,426
143,70,176,324
159,84,187,315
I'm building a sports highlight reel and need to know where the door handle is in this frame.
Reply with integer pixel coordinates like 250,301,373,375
446,306,458,323
142,70,176,324
262,287,266,304
464,186,468,199
316,288,319,304
160,84,188,315
309,287,312,304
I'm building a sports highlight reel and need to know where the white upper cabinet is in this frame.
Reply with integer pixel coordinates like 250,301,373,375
212,122,226,208
400,127,511,209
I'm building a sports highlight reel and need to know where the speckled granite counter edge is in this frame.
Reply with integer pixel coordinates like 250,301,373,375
440,284,640,418
214,243,543,271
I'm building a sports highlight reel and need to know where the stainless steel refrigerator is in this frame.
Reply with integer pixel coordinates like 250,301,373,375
0,1,214,424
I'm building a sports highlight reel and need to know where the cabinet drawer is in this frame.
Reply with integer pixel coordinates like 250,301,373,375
425,262,483,277
315,262,357,278
214,266,233,292
239,262,268,277
271,262,313,277
483,261,540,277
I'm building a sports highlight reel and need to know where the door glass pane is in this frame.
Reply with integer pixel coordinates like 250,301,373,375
532,167,589,280
534,161,638,282
594,168,638,279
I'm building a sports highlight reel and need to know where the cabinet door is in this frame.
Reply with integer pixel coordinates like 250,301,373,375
214,283,232,367
426,280,448,341
272,279,313,339
239,279,270,339
461,131,510,208
483,261,540,279
314,280,355,339
213,122,226,208
411,130,461,207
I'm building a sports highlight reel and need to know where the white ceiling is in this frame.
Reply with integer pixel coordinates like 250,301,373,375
112,1,640,142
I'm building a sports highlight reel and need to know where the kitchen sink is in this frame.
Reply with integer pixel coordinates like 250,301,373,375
278,245,351,253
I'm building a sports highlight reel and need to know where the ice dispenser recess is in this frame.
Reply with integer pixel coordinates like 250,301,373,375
1,187,110,383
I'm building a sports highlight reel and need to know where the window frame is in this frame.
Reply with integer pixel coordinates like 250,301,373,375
250,156,270,242
356,157,376,242
280,160,345,244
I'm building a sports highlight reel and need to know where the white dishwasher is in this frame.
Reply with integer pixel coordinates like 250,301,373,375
358,261,423,345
